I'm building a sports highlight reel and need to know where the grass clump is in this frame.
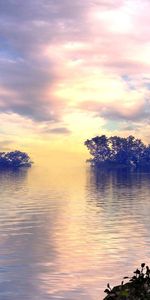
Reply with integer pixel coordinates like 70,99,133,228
104,264,150,300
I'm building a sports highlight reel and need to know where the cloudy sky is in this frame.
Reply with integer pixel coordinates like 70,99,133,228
0,0,150,156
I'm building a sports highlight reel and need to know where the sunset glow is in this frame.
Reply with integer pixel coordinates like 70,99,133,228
1,0,150,158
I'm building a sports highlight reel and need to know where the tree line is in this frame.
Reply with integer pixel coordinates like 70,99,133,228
85,135,150,169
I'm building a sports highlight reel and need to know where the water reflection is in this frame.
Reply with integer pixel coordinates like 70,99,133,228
0,167,28,182
86,167,150,297
0,163,150,299
87,167,150,215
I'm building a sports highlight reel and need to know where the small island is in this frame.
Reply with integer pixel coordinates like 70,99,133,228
0,150,32,169
85,135,150,170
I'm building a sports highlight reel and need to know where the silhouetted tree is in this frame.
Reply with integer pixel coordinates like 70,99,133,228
85,135,111,162
0,151,32,169
85,135,150,169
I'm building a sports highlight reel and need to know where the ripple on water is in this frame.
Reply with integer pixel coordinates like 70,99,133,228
0,166,150,299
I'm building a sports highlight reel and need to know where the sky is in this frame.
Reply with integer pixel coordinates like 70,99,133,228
0,0,150,157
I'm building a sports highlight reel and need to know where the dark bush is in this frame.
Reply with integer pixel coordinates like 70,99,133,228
104,264,150,300
0,150,32,169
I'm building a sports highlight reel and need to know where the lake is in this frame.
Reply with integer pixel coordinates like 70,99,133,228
0,156,150,300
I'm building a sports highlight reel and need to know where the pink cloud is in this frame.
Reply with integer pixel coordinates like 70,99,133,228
1,0,150,139
79,98,150,121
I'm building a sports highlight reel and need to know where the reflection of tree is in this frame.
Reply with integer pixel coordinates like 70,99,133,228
85,165,150,259
85,162,150,298
0,167,29,190
86,166,150,213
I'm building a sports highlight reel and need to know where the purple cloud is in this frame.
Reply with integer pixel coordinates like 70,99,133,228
1,0,150,139
44,127,71,134
79,99,150,122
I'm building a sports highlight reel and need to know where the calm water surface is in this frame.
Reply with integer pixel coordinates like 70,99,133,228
0,157,150,300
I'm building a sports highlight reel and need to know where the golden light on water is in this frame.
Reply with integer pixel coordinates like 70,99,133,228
1,1,150,299
14,159,150,299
